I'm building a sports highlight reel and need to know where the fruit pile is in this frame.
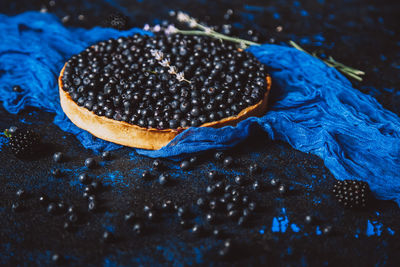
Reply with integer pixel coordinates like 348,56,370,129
61,34,269,129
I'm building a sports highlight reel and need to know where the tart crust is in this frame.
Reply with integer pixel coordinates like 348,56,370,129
58,64,271,150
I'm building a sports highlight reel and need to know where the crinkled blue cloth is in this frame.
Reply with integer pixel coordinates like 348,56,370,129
0,12,399,205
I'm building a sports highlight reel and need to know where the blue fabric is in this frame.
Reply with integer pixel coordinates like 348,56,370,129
0,12,399,205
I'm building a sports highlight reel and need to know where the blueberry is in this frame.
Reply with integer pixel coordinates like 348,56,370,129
191,224,204,236
68,213,79,223
67,205,76,214
53,152,64,163
206,213,217,224
79,173,91,184
214,151,225,161
147,211,157,221
248,163,260,174
206,185,216,195
12,85,22,92
248,202,257,211
88,200,97,212
47,202,57,214
177,206,190,219
16,189,27,199
152,159,163,170
57,201,67,213
227,210,239,220
101,151,112,160
278,184,286,194
234,175,245,186
85,158,97,169
133,223,143,234
218,247,231,258
322,225,332,235
63,221,73,231
51,253,63,264
161,199,174,211
189,156,197,164
180,160,190,170
208,170,219,180
180,219,192,229
158,173,170,185
196,197,207,209
91,180,102,191
39,194,48,206
213,228,224,238
223,156,233,167
102,231,114,243
252,180,262,191
142,170,152,180
124,212,136,223
270,178,280,187
12,202,23,212
237,216,248,226
305,215,313,224
52,168,62,177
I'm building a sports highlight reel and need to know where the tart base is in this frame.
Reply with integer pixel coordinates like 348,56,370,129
58,64,271,150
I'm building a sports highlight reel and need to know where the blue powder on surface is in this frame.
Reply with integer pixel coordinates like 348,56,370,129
387,227,395,235
366,220,383,237
271,208,289,233
315,226,322,235
291,224,300,233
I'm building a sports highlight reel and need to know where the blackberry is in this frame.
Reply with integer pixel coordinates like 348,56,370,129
332,180,370,209
6,128,40,158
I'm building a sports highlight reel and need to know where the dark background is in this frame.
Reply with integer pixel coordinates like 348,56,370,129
1,0,399,266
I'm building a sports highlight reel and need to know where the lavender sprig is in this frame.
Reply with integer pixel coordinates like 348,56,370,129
172,11,364,81
150,49,191,84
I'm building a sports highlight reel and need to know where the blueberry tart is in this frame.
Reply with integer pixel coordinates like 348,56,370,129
59,34,271,149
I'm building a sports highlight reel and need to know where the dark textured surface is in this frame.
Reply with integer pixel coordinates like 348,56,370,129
1,0,400,266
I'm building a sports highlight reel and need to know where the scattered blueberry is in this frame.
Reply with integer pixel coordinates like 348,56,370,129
39,194,48,206
191,224,204,236
102,231,114,242
237,216,248,226
133,223,143,234
152,159,163,171
223,156,234,167
249,163,260,174
12,202,23,212
305,215,313,224
52,168,62,177
270,178,280,187
47,202,57,214
158,173,170,185
68,213,79,223
189,156,197,164
234,175,245,186
101,151,112,160
124,212,136,224
88,200,97,212
278,184,287,194
53,152,64,163
51,253,63,264
180,160,190,170
79,173,91,184
16,189,27,199
84,157,97,169
142,170,152,180
12,85,22,92
208,170,219,180
214,151,225,161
